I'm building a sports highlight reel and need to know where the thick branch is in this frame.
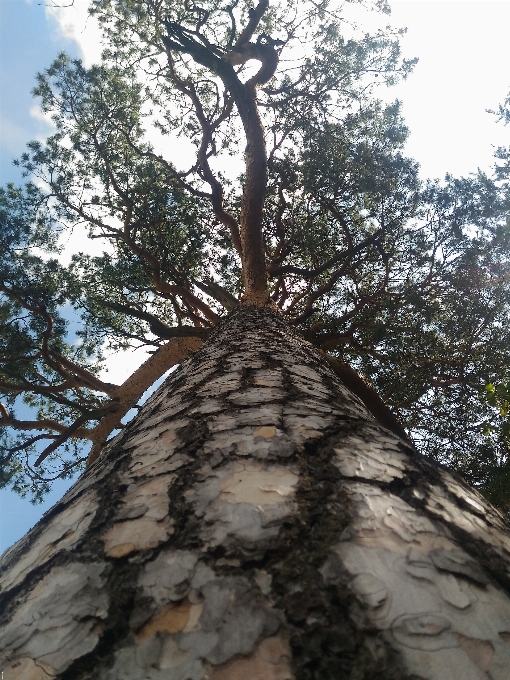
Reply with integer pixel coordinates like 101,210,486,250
86,336,203,466
163,12,275,303
95,299,212,338
321,352,412,444
233,0,268,49
269,229,382,278
192,279,238,311
3,334,203,469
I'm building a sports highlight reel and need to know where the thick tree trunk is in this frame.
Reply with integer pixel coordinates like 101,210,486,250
1,306,510,680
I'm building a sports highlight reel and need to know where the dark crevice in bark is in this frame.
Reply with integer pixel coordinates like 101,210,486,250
58,564,139,680
381,454,510,592
89,308,510,671
263,434,407,679
0,445,126,621
120,306,406,676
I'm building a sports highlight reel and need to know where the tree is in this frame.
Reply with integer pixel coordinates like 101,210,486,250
1,1,510,677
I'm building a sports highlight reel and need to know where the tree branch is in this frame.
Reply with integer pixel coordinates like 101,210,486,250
269,229,382,278
191,278,238,311
34,414,92,466
3,434,57,461
170,74,242,256
0,403,94,440
86,335,203,466
233,0,268,49
321,352,412,444
163,14,274,303
46,350,120,395
94,299,212,338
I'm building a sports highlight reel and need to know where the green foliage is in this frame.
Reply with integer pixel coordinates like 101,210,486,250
469,379,510,514
480,383,510,513
485,382,510,421
1,0,510,512
0,185,98,499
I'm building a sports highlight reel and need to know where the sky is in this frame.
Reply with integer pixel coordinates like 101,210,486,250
0,0,509,553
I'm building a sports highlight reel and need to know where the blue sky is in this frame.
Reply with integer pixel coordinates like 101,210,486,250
0,0,81,555
0,0,79,185
0,0,510,553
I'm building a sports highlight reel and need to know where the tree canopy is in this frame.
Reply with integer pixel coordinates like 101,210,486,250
1,0,510,507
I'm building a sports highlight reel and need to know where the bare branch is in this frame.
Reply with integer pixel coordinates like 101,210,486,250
0,403,94,440
48,350,120,395
34,414,92,466
3,434,58,461
87,336,203,466
99,299,212,338
233,0,269,49
269,229,382,278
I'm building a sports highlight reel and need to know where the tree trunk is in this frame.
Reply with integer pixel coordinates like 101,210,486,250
1,306,510,680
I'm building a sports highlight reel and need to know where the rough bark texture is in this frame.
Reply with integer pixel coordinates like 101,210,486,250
1,306,510,680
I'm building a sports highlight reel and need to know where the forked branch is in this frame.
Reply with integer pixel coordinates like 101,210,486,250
162,1,276,304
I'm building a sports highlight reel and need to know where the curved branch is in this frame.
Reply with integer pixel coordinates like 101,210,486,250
177,77,242,256
2,434,58,461
0,376,76,395
120,224,220,323
94,299,212,338
269,229,382,278
0,281,118,396
0,371,106,413
86,335,203,466
0,403,94,440
46,350,120,395
233,0,268,49
321,352,412,445
225,1,239,48
288,260,351,325
163,15,273,303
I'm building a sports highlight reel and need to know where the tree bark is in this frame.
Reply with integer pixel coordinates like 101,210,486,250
1,306,510,680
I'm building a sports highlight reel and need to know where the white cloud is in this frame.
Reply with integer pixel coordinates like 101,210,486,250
57,224,115,264
29,104,53,126
338,0,510,180
45,0,103,68
388,0,510,179
98,344,151,386
29,105,56,143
